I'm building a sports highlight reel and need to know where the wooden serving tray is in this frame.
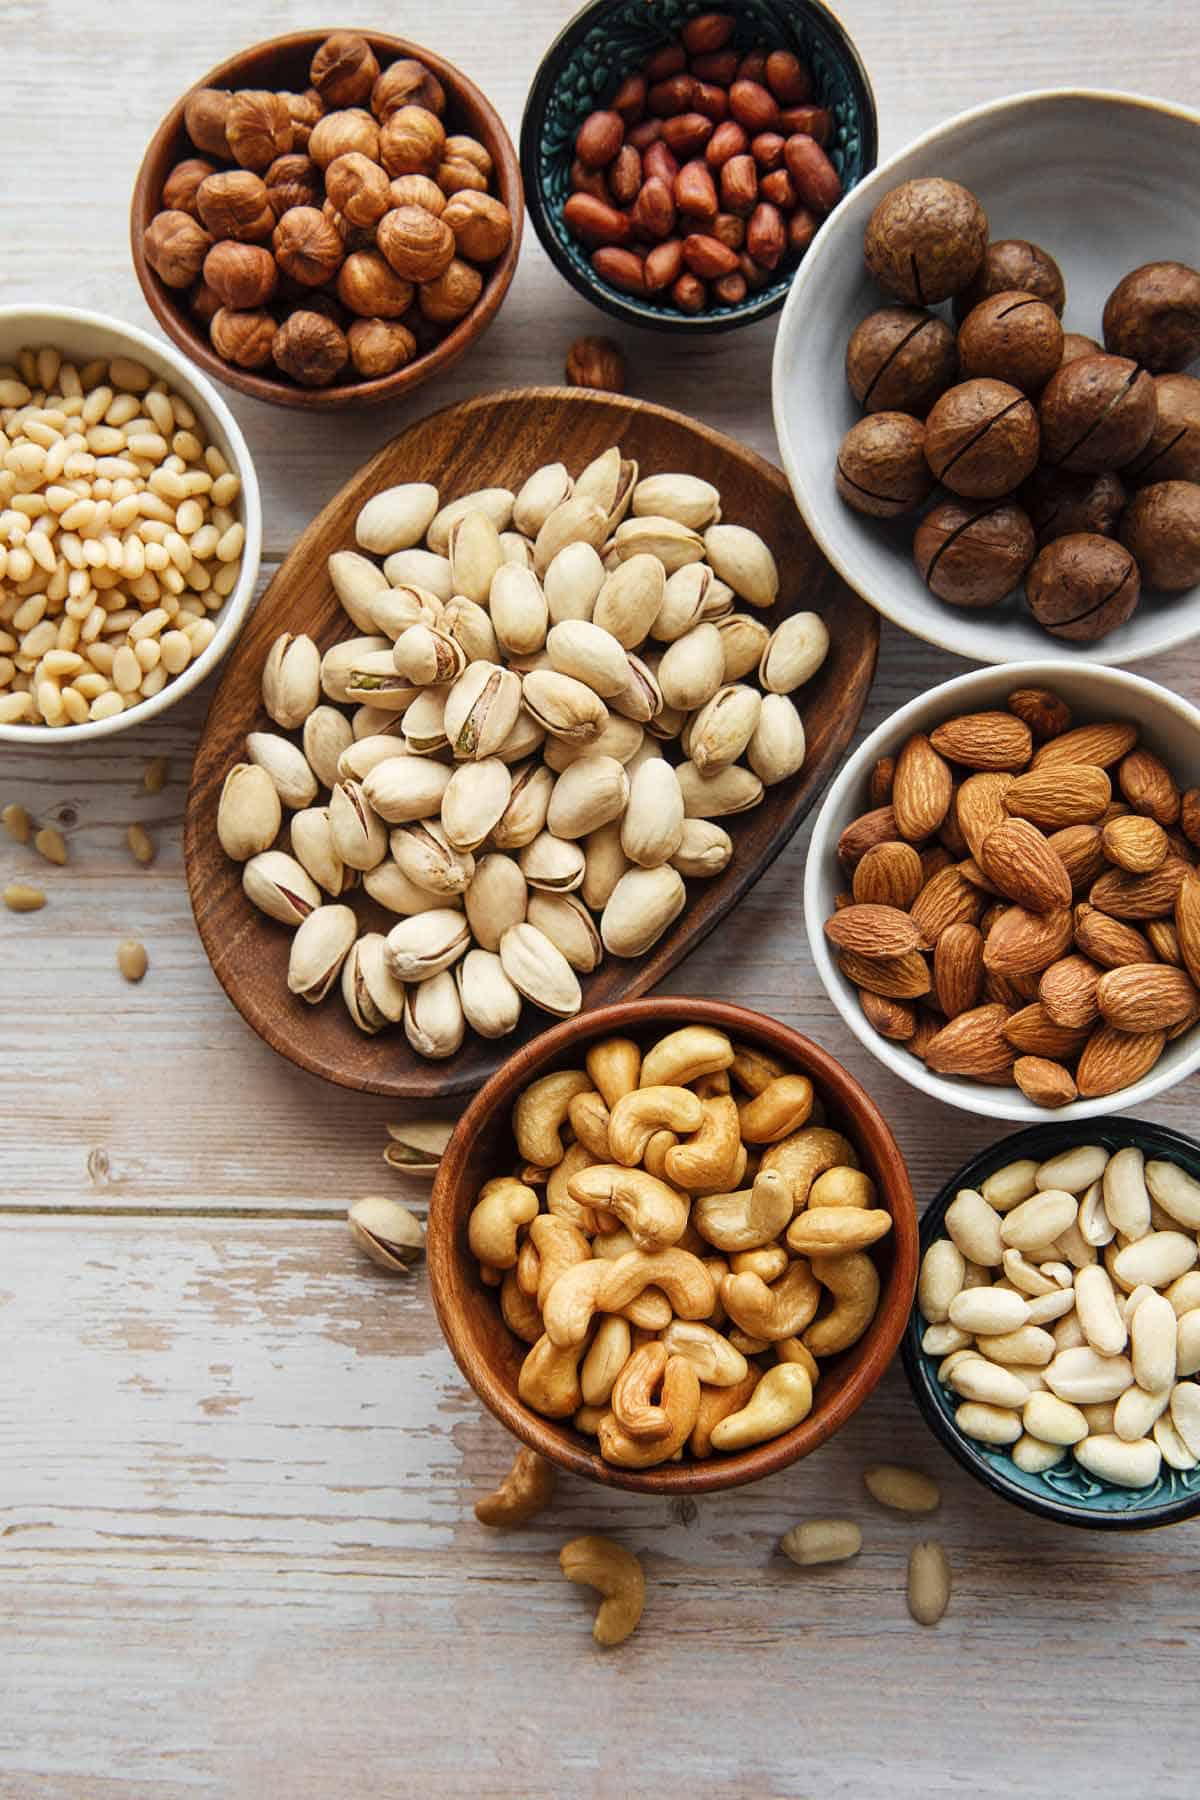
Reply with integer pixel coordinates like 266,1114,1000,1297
183,386,878,1098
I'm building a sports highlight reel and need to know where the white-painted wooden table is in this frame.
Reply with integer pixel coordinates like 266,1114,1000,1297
3,4,1199,1794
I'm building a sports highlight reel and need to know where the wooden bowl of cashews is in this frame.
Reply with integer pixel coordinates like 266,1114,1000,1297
427,996,918,1493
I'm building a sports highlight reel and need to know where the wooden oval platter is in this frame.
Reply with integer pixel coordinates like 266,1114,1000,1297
183,385,879,1098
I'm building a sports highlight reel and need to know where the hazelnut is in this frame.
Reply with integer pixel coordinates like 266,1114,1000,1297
390,173,446,216
372,58,446,122
284,287,347,327
565,336,626,392
1022,467,1128,545
380,106,446,178
190,281,222,327
954,239,1066,320
264,153,322,218
835,413,934,517
376,206,455,283
441,191,512,262
1039,353,1156,471
309,109,380,170
210,307,277,369
202,241,278,310
336,250,415,319
436,156,489,198
863,177,988,305
845,306,958,417
226,90,293,172
272,206,345,287
417,258,483,324
272,310,350,387
196,171,274,243
347,317,417,378
143,210,212,288
321,198,374,253
1103,261,1200,373
925,378,1040,498
326,151,392,227
162,157,217,219
1060,332,1102,366
184,88,233,158
1120,481,1200,590
444,136,493,181
1126,374,1200,485
1026,533,1141,639
914,499,1036,606
957,291,1064,394
281,89,324,152
310,32,380,110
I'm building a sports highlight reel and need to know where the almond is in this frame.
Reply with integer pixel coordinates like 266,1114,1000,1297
824,903,922,958
1147,919,1182,965
1013,1055,1078,1108
1101,813,1168,874
1007,687,1071,741
984,968,1036,1009
837,805,900,869
1180,788,1200,849
977,818,1072,915
1046,824,1106,891
937,795,969,857
1119,748,1180,825
1166,828,1197,866
957,856,1001,896
933,921,984,1018
956,772,1015,861
1003,1002,1091,1059
1088,857,1189,921
868,755,895,808
858,987,915,1040
1073,903,1156,969
1031,720,1138,770
924,1004,1015,1078
1005,764,1111,828
893,733,952,842
1174,872,1200,989
1075,1024,1165,1098
919,844,953,885
982,904,1073,977
1039,954,1101,1029
851,841,924,910
1095,964,1199,1031
1167,991,1200,1040
929,711,1032,771
838,947,931,999
906,1007,941,1061
910,864,983,946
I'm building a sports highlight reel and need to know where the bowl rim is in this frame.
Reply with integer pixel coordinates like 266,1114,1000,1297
129,28,524,411
0,301,262,746
771,85,1200,665
518,0,878,335
902,1115,1200,1530
426,995,918,1494
802,658,1200,1122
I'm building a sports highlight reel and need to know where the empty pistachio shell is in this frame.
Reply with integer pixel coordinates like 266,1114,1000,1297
329,550,389,633
404,968,466,1058
385,908,471,981
677,760,764,817
320,636,390,702
657,623,725,712
390,818,475,896
546,756,630,839
689,684,763,775
543,713,644,773
287,903,358,1003
632,472,721,530
448,509,504,604
748,693,806,785
290,805,354,896
303,705,355,789
457,946,523,1038
442,595,501,664
760,612,830,693
519,830,587,893
521,669,609,745
499,921,583,1016
546,619,629,698
671,818,733,878
369,583,443,641
348,1193,426,1270
465,852,529,949
365,858,454,916
491,761,555,850
582,819,630,911
612,515,705,573
217,762,282,861
441,757,513,851
242,849,321,925
513,462,574,537
717,613,771,681
443,661,523,759
534,495,609,574
246,731,318,810
703,524,779,608
544,540,606,624
526,890,603,972
392,624,467,687
427,487,514,555
362,756,452,823
383,547,454,600
608,653,662,726
343,931,408,1031
574,446,638,528
593,554,667,649
262,631,321,731
400,686,449,755
601,865,686,956
344,650,420,709
490,563,549,656
620,759,685,868
356,483,440,555
383,1118,453,1174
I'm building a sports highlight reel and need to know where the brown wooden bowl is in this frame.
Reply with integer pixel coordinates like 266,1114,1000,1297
426,997,918,1494
130,30,523,411
183,387,878,1099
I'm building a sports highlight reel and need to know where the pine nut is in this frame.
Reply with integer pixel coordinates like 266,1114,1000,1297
780,1520,862,1567
2,801,32,842
33,824,67,864
907,1542,950,1626
116,938,148,982
144,755,168,794
4,881,45,910
127,822,156,865
863,1464,939,1514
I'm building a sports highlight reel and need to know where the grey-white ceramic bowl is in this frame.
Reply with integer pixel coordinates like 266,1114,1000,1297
772,89,1200,665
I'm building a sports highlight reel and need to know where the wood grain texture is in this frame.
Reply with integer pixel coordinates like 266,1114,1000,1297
183,386,877,1097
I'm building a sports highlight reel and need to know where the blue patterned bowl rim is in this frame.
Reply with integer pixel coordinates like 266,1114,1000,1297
519,0,879,334
902,1117,1200,1532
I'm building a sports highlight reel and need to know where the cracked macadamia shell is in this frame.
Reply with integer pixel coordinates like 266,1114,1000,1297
845,306,959,417
863,177,989,306
1125,374,1200,485
957,291,1064,394
1120,480,1200,590
1025,532,1140,640
1021,466,1127,545
913,498,1036,606
954,238,1066,320
924,378,1040,498
1103,260,1200,373
835,413,934,517
1038,353,1156,472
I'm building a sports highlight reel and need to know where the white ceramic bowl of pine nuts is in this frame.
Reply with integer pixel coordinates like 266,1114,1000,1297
0,305,261,741
804,660,1200,1123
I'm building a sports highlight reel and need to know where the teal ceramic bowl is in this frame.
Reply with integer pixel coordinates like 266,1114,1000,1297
520,0,877,333
903,1119,1200,1532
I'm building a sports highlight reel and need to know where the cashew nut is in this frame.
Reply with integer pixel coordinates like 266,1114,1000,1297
710,1363,814,1451
664,1093,744,1193
728,1327,770,1355
500,1269,543,1344
803,1252,881,1356
516,1162,550,1187
690,1366,760,1457
474,1447,557,1528
694,1069,732,1097
479,1263,502,1286
661,1319,749,1387
736,1074,815,1144
640,1024,734,1089
567,1164,689,1251
559,1535,645,1646
729,1042,788,1094
581,1314,632,1406
612,1341,675,1440
516,1236,541,1296
809,1166,877,1209
544,1257,610,1347
585,1035,642,1109
721,1258,822,1342
593,1247,717,1322
547,1141,601,1232
513,1069,593,1167
701,1253,730,1326
622,1285,673,1330
530,1213,591,1311
592,1226,639,1260
573,1403,608,1435
643,1129,678,1181
468,1177,539,1268
609,1085,704,1166
692,1167,792,1252
598,1356,701,1467
775,1336,820,1382
730,1246,789,1282
518,1331,589,1416
567,1089,613,1161
786,1207,894,1257
761,1127,861,1212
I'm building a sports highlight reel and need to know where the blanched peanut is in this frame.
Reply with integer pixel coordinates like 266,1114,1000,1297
944,1188,1004,1267
1013,1433,1065,1472
780,1519,862,1567
948,1358,1028,1409
1000,1189,1078,1256
947,1287,1029,1335
1074,1433,1161,1487
980,1159,1039,1211
1022,1391,1088,1446
1036,1145,1109,1192
1074,1265,1128,1357
1044,1345,1135,1403
919,1239,967,1323
863,1464,941,1513
907,1542,951,1626
956,1401,1022,1445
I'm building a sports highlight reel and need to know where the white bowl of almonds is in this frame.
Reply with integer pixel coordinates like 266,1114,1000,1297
0,304,260,740
804,660,1200,1121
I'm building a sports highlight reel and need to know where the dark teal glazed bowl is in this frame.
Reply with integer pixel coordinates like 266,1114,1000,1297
520,0,877,334
904,1119,1200,1532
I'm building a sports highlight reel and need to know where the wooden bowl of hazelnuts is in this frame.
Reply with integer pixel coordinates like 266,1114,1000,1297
131,30,523,409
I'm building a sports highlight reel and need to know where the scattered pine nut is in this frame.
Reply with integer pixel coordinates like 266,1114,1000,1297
2,802,32,844
863,1464,941,1514
4,882,46,912
780,1519,863,1566
144,756,168,794
127,822,156,865
907,1540,951,1626
117,939,148,982
33,824,67,865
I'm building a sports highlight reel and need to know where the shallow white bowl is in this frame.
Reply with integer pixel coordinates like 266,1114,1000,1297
0,304,261,745
772,89,1200,667
804,660,1200,1123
